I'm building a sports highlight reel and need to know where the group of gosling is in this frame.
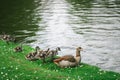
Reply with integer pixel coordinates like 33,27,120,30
25,46,61,63
0,33,83,68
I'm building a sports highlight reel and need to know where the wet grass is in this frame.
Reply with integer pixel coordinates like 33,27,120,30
0,40,120,80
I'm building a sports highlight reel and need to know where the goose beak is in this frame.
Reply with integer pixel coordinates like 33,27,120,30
80,48,83,51
79,47,83,51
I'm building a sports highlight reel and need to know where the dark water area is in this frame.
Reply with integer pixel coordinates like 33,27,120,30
0,0,120,73
0,0,41,42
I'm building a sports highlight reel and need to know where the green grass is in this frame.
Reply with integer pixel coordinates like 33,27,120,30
0,40,120,80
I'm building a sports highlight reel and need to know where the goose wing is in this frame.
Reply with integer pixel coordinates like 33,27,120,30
62,55,76,62
54,55,76,63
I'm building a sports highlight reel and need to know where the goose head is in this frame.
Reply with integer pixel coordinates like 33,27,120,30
76,47,83,57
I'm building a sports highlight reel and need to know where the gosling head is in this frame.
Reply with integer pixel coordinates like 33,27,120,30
35,46,40,52
35,46,40,49
46,48,50,53
56,47,61,51
14,46,22,52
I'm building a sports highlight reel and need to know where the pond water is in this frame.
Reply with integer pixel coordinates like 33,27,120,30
0,0,120,73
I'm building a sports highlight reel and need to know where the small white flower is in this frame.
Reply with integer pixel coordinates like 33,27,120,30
34,71,37,73
99,69,102,71
100,72,102,75
5,73,8,76
90,75,93,77
3,74,5,77
114,75,116,76
73,78,75,80
80,65,83,67
3,67,6,69
55,70,58,72
15,75,18,78
20,72,23,74
66,78,68,80
10,66,13,68
1,72,3,74
85,73,87,75
12,78,15,80
16,67,18,70
36,77,39,79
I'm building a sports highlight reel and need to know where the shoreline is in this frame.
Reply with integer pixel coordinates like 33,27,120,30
0,40,120,80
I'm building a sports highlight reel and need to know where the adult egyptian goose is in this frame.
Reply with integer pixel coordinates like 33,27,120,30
53,47,83,68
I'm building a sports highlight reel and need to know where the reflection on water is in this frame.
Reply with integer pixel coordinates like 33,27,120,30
0,0,41,41
0,0,120,72
29,0,84,53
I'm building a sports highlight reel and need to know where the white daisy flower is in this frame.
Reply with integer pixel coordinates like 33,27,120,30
1,72,3,74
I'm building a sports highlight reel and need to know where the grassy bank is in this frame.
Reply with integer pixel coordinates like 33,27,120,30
0,40,120,80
